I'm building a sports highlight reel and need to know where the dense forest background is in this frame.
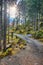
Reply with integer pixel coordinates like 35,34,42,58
0,0,43,56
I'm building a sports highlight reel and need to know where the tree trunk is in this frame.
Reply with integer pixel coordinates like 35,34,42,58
37,12,40,31
38,13,40,31
0,0,2,51
33,15,36,31
3,0,7,51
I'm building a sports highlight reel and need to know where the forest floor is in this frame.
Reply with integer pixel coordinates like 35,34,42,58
0,34,43,65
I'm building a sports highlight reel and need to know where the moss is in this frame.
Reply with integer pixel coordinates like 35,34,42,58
0,48,12,58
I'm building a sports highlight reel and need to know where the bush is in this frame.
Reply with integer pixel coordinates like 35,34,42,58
34,30,43,39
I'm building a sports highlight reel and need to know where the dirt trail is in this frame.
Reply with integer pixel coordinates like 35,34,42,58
0,34,43,65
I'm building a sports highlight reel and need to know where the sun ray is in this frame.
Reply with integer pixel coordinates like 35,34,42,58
7,4,18,18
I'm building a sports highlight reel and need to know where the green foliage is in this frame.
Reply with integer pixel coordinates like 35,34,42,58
34,30,43,39
0,48,12,58
14,20,32,35
30,30,35,35
40,22,43,28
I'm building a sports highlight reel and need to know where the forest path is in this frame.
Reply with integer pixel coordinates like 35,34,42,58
0,34,43,65
14,34,43,52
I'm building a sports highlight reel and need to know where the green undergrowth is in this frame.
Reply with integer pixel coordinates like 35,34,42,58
30,30,43,42
0,48,12,58
34,30,43,39
13,36,27,49
0,36,27,58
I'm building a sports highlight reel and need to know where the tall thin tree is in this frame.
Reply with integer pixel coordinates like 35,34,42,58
3,0,7,51
0,0,2,51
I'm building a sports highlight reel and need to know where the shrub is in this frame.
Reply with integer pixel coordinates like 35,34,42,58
34,30,43,39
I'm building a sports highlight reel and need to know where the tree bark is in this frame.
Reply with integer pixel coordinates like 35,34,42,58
3,0,7,51
0,0,2,51
38,13,40,31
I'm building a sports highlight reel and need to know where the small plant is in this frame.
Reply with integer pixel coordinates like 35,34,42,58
0,48,12,58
